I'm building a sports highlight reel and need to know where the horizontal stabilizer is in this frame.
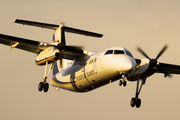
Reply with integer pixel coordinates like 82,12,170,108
13,19,59,30
63,26,103,38
13,19,103,38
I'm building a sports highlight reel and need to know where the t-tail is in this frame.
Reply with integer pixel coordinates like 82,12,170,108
13,19,103,75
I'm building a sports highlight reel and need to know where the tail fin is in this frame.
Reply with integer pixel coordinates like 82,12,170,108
13,19,103,75
52,25,63,75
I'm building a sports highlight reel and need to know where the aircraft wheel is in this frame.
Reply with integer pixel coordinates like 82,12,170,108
119,80,123,86
136,98,141,108
43,83,49,92
38,82,44,92
130,98,136,107
123,81,127,87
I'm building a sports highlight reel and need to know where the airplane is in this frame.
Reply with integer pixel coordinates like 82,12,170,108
1,19,180,108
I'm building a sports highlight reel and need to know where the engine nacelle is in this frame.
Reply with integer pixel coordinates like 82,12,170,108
35,46,59,65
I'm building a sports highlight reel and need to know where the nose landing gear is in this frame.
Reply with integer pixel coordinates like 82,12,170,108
119,80,127,87
119,74,127,87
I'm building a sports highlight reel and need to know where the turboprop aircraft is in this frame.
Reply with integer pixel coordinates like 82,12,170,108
1,19,180,108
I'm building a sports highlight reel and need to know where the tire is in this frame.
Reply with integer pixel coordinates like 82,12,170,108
38,82,44,92
136,98,141,108
119,80,122,86
130,98,136,107
43,83,49,92
123,81,127,87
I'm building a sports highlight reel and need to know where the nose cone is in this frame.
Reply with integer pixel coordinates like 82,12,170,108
124,60,135,72
117,56,136,74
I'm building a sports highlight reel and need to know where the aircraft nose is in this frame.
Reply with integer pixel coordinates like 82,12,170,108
118,57,136,73
125,61,135,72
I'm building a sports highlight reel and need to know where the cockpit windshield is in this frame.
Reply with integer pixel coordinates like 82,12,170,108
114,50,125,54
105,50,113,55
125,49,134,58
105,50,125,55
104,49,134,58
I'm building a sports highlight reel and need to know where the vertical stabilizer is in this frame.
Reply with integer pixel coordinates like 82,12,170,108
52,24,65,75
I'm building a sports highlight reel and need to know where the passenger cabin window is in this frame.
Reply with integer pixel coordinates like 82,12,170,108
114,50,125,54
105,50,113,55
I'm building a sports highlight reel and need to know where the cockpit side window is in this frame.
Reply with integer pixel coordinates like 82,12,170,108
105,50,113,55
125,50,134,58
114,50,125,54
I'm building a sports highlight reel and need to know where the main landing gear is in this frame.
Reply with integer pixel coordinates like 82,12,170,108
38,82,49,92
119,75,127,87
130,78,146,108
38,61,54,93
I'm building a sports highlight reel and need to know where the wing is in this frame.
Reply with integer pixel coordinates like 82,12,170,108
134,59,180,75
155,62,180,74
0,34,85,61
128,59,180,81
0,34,49,53
1,19,102,61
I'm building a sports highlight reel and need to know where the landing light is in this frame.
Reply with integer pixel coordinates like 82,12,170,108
56,87,59,91
40,42,48,46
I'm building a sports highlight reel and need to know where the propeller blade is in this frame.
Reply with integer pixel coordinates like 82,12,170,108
155,44,169,60
136,46,151,60
65,45,84,54
59,50,63,69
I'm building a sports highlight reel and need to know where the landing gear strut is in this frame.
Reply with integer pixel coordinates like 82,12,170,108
130,78,146,108
119,74,127,87
38,61,54,93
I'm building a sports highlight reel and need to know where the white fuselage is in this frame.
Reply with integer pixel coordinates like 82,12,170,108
50,47,136,92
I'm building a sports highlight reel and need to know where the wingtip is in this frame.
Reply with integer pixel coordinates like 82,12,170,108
135,46,140,50
12,19,16,23
165,43,169,48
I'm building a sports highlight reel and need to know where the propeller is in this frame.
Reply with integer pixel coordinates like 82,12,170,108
55,25,84,69
136,44,168,67
136,44,172,78
54,24,102,69
56,26,66,69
